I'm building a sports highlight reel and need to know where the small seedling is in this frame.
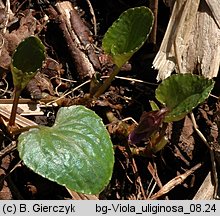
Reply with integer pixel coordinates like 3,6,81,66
128,108,168,144
9,36,46,127
92,6,154,98
129,74,215,154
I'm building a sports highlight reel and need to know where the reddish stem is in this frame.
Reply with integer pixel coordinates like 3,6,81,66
8,88,22,127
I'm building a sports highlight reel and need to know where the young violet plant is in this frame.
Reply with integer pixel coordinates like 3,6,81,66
129,74,215,154
9,36,114,195
92,6,154,98
9,36,46,127
128,108,168,145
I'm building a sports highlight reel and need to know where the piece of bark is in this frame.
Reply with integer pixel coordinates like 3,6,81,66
182,0,220,78
0,9,37,70
55,1,99,80
205,0,220,28
153,0,199,80
149,0,158,44
70,9,101,70
178,115,195,160
25,71,55,100
193,172,215,199
0,155,13,199
153,0,220,81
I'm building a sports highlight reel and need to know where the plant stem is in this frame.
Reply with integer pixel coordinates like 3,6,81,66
8,87,22,127
10,125,39,135
92,65,120,98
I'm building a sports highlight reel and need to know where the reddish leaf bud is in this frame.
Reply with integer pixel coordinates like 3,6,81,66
128,108,168,144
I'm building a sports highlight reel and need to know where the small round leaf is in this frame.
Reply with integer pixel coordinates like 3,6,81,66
18,105,114,194
155,74,215,122
11,36,46,90
102,6,154,68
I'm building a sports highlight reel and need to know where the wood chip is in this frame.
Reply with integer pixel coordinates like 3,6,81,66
153,0,220,81
193,172,215,199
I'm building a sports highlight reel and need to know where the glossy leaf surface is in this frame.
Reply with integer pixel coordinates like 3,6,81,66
11,36,46,90
18,105,114,194
102,6,153,68
156,74,215,122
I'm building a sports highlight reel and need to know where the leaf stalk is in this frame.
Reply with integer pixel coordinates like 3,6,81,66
8,87,22,127
92,66,120,98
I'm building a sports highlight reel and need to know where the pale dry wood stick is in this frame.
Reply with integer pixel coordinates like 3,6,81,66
129,153,147,200
149,0,158,44
101,75,158,86
190,112,219,198
147,161,169,199
174,0,200,73
2,0,10,34
193,171,215,200
56,1,97,80
0,106,38,128
0,141,17,159
154,0,219,80
153,0,200,80
150,163,202,200
0,78,9,96
45,80,91,106
86,0,97,36
205,0,220,28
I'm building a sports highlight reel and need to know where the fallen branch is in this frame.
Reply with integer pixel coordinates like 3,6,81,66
149,163,202,199
55,1,100,80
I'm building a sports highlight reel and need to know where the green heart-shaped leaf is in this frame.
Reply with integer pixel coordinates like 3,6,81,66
11,36,46,90
18,105,114,194
155,74,215,122
102,6,154,68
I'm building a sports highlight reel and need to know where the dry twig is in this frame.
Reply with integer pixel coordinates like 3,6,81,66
150,163,202,199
